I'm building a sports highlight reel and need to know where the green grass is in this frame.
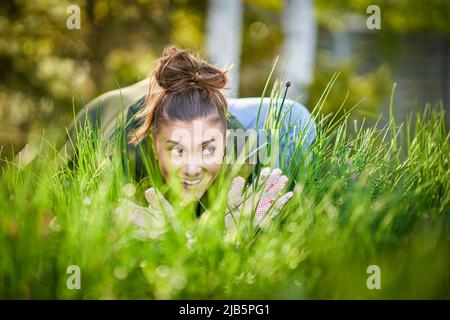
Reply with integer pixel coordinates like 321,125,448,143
0,73,449,299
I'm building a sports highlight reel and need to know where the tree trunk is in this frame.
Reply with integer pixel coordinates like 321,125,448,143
281,0,317,99
205,0,243,98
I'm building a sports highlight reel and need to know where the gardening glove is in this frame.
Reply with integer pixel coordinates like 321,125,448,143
116,187,172,240
144,187,174,216
225,167,293,230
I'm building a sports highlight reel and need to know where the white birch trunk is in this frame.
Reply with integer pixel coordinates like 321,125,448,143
205,0,243,98
281,0,317,99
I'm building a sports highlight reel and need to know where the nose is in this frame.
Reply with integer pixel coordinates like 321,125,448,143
182,163,202,178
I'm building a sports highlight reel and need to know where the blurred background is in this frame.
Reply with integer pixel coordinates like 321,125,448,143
0,0,449,160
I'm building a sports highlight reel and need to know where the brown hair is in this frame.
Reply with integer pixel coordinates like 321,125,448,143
128,45,229,145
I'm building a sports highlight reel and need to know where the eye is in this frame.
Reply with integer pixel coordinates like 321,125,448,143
170,146,183,157
202,145,215,156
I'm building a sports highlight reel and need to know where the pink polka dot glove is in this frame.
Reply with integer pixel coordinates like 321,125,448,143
225,167,293,230
115,187,173,240
144,187,174,216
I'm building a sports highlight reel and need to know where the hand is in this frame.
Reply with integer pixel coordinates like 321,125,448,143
144,187,174,216
115,187,173,240
225,167,293,230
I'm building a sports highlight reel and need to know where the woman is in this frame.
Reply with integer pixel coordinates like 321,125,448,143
76,45,316,230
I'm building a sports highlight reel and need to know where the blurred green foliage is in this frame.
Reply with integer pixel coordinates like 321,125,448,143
309,57,392,122
316,0,450,38
1,0,449,159
0,0,448,300
0,0,206,157
0,88,448,299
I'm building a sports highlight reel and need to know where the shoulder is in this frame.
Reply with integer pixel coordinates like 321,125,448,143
226,112,246,131
125,95,147,132
127,95,146,118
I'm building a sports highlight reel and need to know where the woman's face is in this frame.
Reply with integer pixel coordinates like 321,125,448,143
154,117,226,202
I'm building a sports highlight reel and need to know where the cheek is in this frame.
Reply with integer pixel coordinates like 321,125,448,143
155,146,180,179
206,145,225,177
158,157,168,179
203,161,222,180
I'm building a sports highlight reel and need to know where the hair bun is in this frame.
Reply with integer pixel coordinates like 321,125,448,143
155,45,228,93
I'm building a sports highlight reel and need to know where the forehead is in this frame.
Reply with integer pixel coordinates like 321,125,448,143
157,117,224,144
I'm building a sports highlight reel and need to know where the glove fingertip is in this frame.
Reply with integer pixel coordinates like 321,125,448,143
145,187,158,205
272,168,282,176
283,192,294,204
282,192,294,202
232,176,245,188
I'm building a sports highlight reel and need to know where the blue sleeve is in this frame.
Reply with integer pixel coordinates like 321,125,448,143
227,97,316,152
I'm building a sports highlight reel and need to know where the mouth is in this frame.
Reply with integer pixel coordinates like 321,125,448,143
182,179,202,188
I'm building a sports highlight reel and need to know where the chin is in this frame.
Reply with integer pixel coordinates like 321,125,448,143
181,187,206,202
183,190,205,200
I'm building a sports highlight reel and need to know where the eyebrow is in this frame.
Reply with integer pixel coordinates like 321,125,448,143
165,138,215,146
165,139,180,145
201,138,215,146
